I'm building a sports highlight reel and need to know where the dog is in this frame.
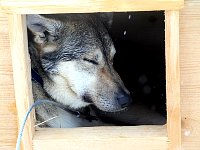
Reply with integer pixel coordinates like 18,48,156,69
27,13,165,128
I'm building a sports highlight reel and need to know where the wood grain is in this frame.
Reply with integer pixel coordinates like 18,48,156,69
8,14,34,150
165,11,181,150
33,126,168,150
180,0,200,149
1,0,200,149
0,0,184,14
0,13,17,150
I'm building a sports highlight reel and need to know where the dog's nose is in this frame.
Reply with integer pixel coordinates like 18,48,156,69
117,91,132,108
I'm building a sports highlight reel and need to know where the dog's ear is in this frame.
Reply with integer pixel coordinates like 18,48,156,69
99,12,113,29
26,14,59,44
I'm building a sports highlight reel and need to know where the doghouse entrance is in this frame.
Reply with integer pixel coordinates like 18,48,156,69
97,12,166,125
27,12,166,126
6,0,182,148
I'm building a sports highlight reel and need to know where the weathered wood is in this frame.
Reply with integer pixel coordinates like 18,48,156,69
33,126,168,150
0,12,17,150
180,0,200,149
165,11,181,150
8,14,34,150
0,0,184,14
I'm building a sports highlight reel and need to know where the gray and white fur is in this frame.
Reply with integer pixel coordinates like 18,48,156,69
27,13,165,128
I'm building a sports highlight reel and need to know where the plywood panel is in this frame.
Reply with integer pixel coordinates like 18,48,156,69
1,0,200,149
33,126,168,150
0,13,17,150
180,0,200,149
8,14,34,150
0,0,184,14
165,10,181,150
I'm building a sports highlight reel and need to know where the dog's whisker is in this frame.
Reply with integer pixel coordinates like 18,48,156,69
34,116,58,127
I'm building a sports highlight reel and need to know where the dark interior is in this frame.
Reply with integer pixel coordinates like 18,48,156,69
110,11,166,117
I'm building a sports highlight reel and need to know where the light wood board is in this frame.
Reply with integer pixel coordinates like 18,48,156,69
1,0,200,149
165,10,181,150
180,0,200,149
0,0,184,14
33,126,168,150
0,13,17,150
8,14,34,150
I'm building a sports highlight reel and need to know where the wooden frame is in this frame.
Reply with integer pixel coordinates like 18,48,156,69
1,0,183,149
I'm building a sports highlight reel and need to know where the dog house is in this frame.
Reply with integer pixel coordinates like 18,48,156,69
0,0,200,149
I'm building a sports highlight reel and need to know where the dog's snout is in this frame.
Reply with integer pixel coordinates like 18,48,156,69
116,91,132,108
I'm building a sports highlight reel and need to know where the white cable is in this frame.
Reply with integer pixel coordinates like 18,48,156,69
16,99,65,150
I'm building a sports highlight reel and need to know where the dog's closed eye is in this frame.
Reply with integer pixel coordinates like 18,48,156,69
83,58,99,65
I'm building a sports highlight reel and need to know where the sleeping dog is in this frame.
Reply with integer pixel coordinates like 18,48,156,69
27,13,165,127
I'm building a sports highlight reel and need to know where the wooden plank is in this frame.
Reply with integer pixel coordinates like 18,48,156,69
0,0,184,14
180,0,200,149
33,126,168,150
8,14,34,150
165,11,181,150
0,13,17,150
2,0,200,150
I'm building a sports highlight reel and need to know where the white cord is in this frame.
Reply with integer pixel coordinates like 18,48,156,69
16,99,65,150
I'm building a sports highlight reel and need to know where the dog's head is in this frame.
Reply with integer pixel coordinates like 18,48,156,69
27,14,132,112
